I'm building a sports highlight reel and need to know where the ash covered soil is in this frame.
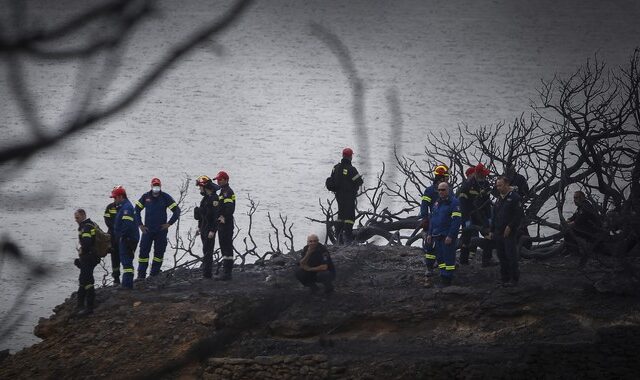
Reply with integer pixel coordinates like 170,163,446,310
1,245,640,379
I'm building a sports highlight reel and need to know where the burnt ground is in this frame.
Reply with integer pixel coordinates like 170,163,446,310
1,245,639,379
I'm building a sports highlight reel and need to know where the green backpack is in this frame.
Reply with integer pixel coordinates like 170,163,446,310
90,222,112,258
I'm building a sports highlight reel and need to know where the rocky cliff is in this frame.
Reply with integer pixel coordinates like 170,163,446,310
1,245,639,379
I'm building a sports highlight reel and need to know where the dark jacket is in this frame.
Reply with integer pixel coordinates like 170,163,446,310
491,190,523,234
134,191,180,232
78,218,97,256
331,158,363,200
300,244,335,274
195,190,220,234
458,177,492,226
218,184,236,222
103,202,118,234
568,200,602,235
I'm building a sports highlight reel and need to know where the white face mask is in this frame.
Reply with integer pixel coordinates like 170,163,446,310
152,186,161,194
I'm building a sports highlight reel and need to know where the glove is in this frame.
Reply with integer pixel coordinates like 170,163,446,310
420,218,429,230
74,258,80,268
464,220,472,228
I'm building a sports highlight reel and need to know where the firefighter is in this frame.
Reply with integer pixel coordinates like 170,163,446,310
194,175,221,279
214,171,235,280
419,165,450,283
74,209,99,315
490,176,523,287
134,178,180,279
328,147,364,244
457,163,492,265
104,199,121,284
426,182,462,287
112,185,139,289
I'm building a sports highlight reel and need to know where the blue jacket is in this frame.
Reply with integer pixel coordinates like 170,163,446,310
114,199,140,241
419,184,438,219
428,195,462,238
134,191,180,232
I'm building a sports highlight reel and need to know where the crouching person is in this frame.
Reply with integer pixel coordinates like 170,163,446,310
74,209,99,316
295,234,336,294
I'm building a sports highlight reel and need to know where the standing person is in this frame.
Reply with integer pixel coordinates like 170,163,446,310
104,199,121,284
112,186,139,289
328,147,364,244
426,182,462,287
194,175,221,279
504,164,529,199
295,234,336,294
457,163,492,265
419,165,450,282
214,171,235,280
491,176,523,287
134,177,180,279
74,209,99,316
565,190,603,254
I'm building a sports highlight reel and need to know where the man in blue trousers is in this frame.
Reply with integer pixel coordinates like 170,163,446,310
426,181,462,288
134,177,180,279
112,185,139,289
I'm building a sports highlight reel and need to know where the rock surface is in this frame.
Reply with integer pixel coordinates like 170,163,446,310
1,245,639,379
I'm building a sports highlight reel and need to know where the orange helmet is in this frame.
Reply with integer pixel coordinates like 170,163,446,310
110,185,126,198
433,165,450,177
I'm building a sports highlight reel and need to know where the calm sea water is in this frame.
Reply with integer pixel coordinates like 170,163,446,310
1,0,639,352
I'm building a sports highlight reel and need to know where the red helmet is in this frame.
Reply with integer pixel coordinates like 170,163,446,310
151,177,161,186
475,163,490,177
465,167,476,177
195,175,211,187
433,165,450,177
110,185,126,198
342,147,354,157
214,171,229,181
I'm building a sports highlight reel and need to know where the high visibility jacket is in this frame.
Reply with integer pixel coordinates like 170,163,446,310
428,196,462,238
196,191,221,233
331,158,363,199
218,184,236,222
114,199,140,241
134,191,180,232
78,218,97,256
419,184,438,219
103,202,118,234
457,177,492,225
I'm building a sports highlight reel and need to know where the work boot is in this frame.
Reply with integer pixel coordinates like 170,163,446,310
75,308,93,317
214,273,232,281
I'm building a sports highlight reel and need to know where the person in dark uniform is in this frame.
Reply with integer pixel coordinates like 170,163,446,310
194,175,221,279
457,163,492,265
295,234,336,294
491,176,524,287
112,185,139,289
134,177,180,278
565,190,603,254
328,147,364,244
426,182,462,287
418,165,450,282
74,209,99,316
104,200,121,284
215,171,235,280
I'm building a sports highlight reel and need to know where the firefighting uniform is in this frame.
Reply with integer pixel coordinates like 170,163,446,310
330,158,363,244
103,202,121,283
428,195,462,280
114,199,139,288
134,191,180,277
77,218,98,310
218,184,236,277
